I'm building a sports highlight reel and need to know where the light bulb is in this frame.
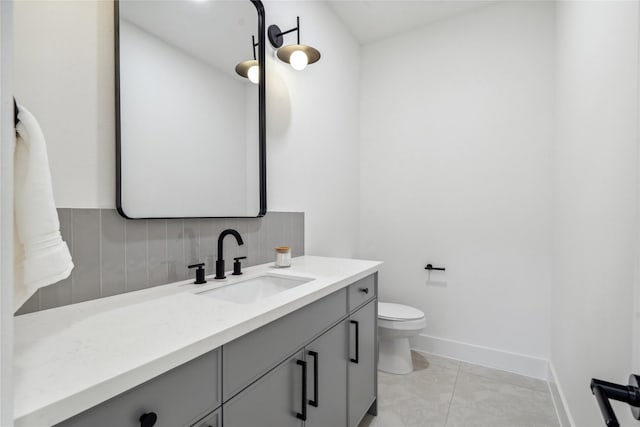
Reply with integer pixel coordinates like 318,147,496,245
289,50,308,71
247,65,259,84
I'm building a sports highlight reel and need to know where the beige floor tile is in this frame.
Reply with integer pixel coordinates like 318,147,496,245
359,353,559,427
445,371,559,427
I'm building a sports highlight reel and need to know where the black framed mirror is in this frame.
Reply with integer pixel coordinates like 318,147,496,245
115,0,266,219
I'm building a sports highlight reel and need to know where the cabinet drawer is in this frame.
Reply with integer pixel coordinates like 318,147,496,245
223,288,347,401
348,274,377,312
56,349,221,427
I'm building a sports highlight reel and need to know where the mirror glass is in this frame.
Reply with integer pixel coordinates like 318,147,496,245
116,0,265,218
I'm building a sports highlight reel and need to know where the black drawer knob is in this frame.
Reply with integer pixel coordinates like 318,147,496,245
139,412,158,427
359,287,369,294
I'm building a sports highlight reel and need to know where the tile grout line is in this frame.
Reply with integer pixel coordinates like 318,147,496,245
442,363,461,427
124,215,128,291
145,220,149,288
98,209,103,297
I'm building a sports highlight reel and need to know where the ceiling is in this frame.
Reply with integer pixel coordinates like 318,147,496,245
327,1,497,44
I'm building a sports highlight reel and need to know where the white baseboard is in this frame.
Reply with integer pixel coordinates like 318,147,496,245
410,334,574,426
547,362,575,427
410,333,550,380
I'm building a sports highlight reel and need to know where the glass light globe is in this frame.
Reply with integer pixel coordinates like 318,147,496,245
289,50,308,71
247,65,259,84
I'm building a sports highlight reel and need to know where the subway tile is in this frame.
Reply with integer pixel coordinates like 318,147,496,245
58,208,72,251
147,219,168,287
245,217,261,266
24,209,305,312
15,290,40,315
183,219,201,280
40,277,72,310
255,214,271,265
70,209,101,304
101,209,126,297
167,219,185,282
198,219,218,276
291,212,305,257
125,219,148,291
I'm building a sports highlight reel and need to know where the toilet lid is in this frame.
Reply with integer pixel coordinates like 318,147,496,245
378,302,425,321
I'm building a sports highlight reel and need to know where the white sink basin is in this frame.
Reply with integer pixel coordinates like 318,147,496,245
197,274,313,304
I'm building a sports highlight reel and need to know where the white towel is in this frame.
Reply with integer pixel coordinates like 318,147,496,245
14,104,73,312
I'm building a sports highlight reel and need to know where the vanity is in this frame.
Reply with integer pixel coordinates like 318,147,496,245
14,256,381,427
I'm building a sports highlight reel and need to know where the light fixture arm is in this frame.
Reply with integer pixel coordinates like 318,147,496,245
268,16,301,48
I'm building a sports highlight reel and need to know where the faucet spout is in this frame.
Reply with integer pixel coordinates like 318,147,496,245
215,229,244,279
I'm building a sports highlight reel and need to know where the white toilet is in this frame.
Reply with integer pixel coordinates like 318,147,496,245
377,302,427,374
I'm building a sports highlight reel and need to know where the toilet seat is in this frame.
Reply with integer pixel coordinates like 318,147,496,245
378,302,424,321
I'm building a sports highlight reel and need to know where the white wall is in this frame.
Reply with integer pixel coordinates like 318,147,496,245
13,0,361,256
0,3,14,425
265,1,360,257
13,1,114,209
359,1,555,375
552,2,639,425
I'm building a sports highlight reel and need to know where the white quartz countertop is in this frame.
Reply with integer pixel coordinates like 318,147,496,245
13,256,382,427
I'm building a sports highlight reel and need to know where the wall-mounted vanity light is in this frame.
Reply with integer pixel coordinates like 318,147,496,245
235,35,260,84
268,16,320,71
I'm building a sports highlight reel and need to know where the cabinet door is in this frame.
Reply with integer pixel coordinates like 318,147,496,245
305,321,348,427
348,300,377,427
192,408,220,427
224,350,305,427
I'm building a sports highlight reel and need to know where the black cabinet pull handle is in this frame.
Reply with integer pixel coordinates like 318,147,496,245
350,320,359,364
359,287,369,294
308,350,319,407
296,359,307,421
425,264,446,271
139,412,158,427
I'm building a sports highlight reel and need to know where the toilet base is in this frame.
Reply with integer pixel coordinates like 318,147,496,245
378,335,413,374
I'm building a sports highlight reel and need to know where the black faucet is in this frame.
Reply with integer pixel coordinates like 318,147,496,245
215,229,244,279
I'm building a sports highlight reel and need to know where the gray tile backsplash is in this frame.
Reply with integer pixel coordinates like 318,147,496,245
16,210,304,315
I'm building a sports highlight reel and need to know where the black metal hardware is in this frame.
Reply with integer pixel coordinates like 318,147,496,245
188,263,207,284
359,287,369,294
308,350,319,407
215,229,244,279
139,412,158,427
425,264,446,271
591,375,640,426
232,256,247,276
296,359,307,421
268,16,300,48
350,320,359,364
13,98,18,128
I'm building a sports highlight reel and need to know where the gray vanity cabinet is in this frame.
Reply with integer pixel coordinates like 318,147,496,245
55,274,378,427
191,408,221,427
223,350,305,427
55,350,221,427
305,320,349,427
348,299,377,427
